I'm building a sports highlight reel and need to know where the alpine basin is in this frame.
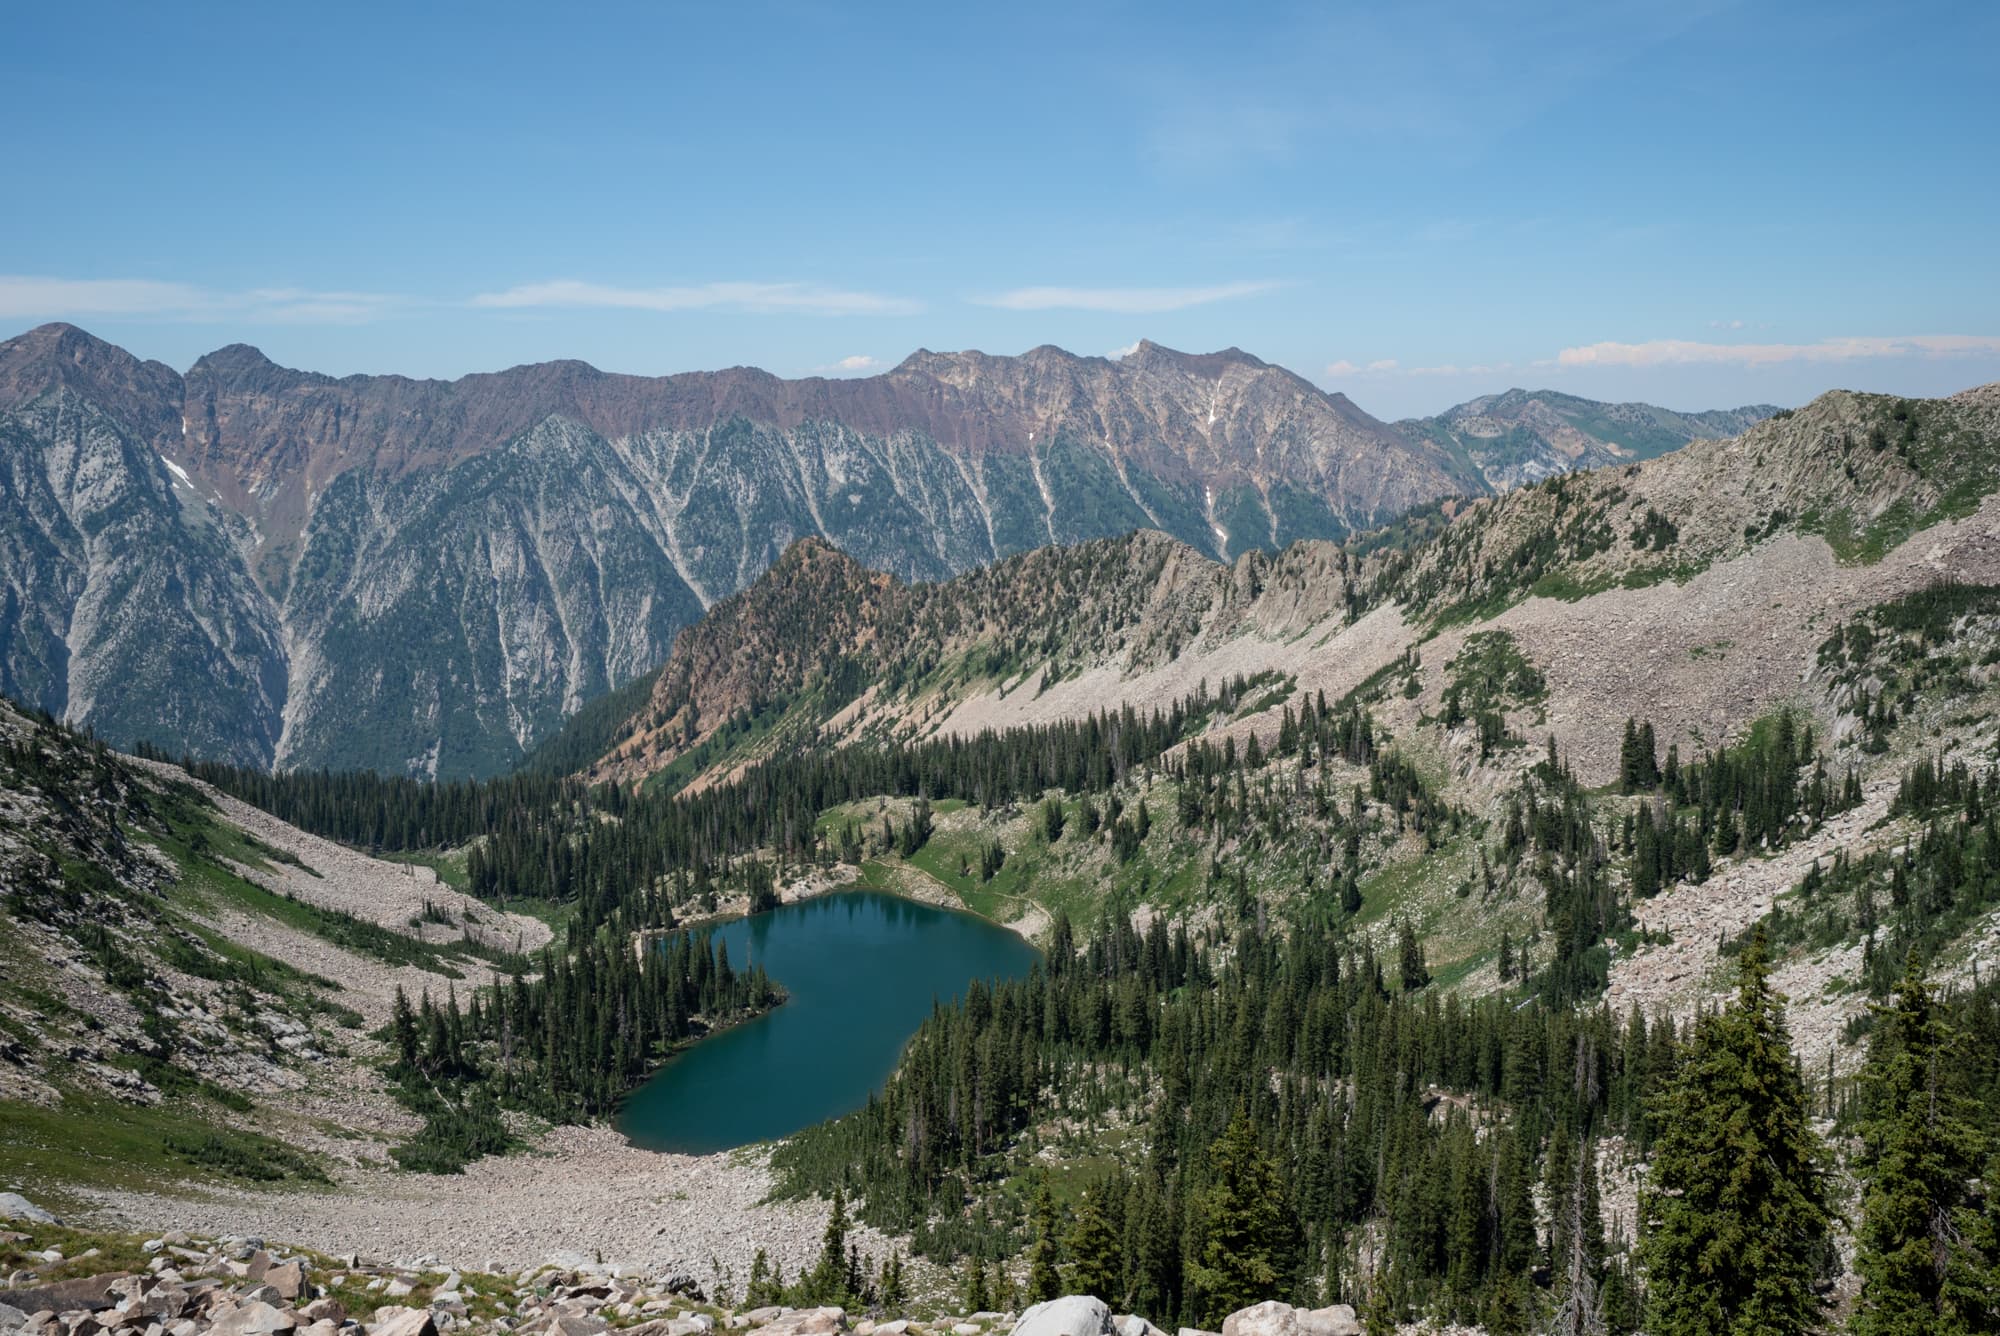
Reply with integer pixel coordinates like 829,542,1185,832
613,889,1041,1153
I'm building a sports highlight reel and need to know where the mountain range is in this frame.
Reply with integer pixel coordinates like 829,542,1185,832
0,322,1773,776
7,365,2000,1320
573,378,2000,794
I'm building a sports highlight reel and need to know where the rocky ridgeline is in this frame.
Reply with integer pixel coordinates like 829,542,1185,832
0,1202,1362,1336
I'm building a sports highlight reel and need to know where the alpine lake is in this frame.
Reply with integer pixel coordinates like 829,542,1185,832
613,889,1041,1153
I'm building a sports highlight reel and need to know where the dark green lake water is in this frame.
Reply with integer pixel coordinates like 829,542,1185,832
613,890,1041,1154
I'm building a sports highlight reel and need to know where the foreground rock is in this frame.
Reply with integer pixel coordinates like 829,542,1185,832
0,1213,1362,1336
1219,1302,1361,1336
0,1198,60,1228
0,1223,736,1336
1009,1298,1113,1336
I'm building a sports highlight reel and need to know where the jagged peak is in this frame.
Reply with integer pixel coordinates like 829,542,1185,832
480,355,609,385
4,320,117,354
889,346,988,377
887,340,1273,382
747,535,896,599
0,322,183,428
0,321,171,376
185,341,309,385
1120,339,1270,376
771,533,860,568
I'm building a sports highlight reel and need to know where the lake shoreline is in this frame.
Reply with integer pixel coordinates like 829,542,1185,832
77,879,1043,1283
658,858,1050,944
616,888,1041,1155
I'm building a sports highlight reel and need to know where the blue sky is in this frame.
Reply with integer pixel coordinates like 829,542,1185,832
2,0,1995,418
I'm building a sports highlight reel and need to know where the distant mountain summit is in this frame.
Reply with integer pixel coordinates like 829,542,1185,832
169,332,1468,566
1399,387,1778,491
0,323,1775,776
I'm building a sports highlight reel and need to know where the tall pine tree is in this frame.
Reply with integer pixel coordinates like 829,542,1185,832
1851,953,1995,1335
1639,927,1833,1335
1187,1114,1299,1325
1028,1178,1065,1303
1068,1180,1125,1302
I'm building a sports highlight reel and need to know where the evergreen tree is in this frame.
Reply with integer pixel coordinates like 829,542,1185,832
746,1249,783,1307
1187,1114,1299,1325
1483,1271,1530,1336
1639,927,1833,1335
391,985,419,1071
1851,953,1996,1335
803,1188,853,1303
1619,719,1643,793
962,1255,990,1315
1396,919,1431,992
1068,1182,1124,1302
879,1250,906,1310
1028,1178,1065,1302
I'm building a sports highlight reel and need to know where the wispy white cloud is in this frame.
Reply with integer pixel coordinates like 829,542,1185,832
0,276,204,316
1110,341,1142,360
1707,318,1746,330
471,280,921,317
812,354,883,374
1327,356,1508,379
241,288,406,324
977,281,1282,314
0,275,403,324
1556,334,2000,369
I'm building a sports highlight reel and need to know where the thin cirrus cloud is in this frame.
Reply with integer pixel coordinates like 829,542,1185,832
470,280,923,317
0,275,404,324
977,280,1283,314
1557,334,2000,369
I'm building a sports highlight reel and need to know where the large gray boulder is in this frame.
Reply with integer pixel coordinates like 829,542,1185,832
1299,1308,1360,1336
1221,1302,1295,1336
0,1195,58,1226
264,1259,308,1301
300,1298,348,1325
1113,1318,1165,1336
0,1273,132,1315
210,1301,299,1336
370,1308,441,1336
1010,1297,1114,1336
1219,1303,1357,1336
749,1308,845,1336
530,1315,610,1336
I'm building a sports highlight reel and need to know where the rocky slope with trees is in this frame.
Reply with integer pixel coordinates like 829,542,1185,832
7,376,2000,1333
0,322,1764,778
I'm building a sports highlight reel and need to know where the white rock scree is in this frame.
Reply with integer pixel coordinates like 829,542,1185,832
0,1194,1362,1336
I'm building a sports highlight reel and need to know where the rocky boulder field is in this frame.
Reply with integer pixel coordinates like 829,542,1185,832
0,1200,1370,1336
